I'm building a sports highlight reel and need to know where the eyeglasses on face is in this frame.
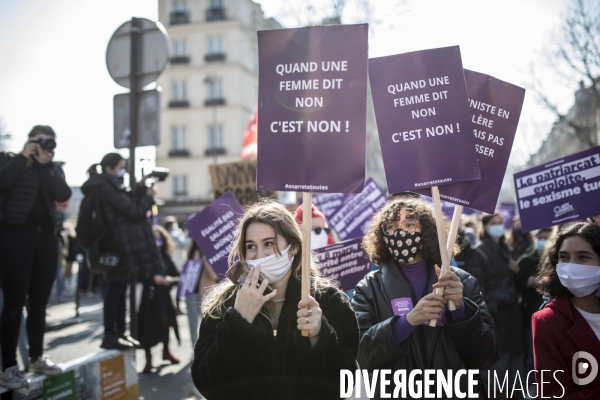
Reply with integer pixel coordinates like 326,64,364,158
312,227,330,235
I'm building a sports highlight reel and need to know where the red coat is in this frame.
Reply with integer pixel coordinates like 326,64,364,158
532,295,600,399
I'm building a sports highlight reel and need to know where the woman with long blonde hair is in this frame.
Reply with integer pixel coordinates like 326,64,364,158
191,199,359,399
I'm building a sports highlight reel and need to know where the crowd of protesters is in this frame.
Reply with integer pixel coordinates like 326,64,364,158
2,134,600,398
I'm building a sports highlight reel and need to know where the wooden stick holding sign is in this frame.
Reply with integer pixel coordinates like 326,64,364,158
429,187,463,327
301,192,312,337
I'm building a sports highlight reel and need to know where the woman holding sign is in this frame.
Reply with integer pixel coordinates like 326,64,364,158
191,199,359,400
533,221,600,396
352,198,499,398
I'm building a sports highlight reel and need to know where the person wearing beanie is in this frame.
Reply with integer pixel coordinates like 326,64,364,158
293,203,333,250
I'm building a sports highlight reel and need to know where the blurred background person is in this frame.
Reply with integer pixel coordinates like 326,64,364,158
138,225,180,374
0,125,71,388
533,221,600,396
80,153,161,351
507,215,535,275
163,216,189,315
476,212,526,397
293,203,333,250
516,227,554,374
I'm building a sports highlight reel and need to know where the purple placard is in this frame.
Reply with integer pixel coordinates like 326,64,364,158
256,24,368,194
313,237,371,291
416,70,525,212
185,191,243,278
514,147,600,232
369,46,480,193
310,193,349,218
177,259,202,297
328,178,387,240
499,202,516,230
419,195,480,220
391,297,414,316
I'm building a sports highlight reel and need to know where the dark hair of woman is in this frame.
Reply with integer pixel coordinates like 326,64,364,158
28,125,56,138
362,198,458,267
479,212,506,245
87,153,125,177
536,222,600,297
506,215,534,248
152,225,175,256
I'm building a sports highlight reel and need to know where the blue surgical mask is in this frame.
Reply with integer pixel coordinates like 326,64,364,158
536,239,547,253
488,224,505,238
117,168,127,178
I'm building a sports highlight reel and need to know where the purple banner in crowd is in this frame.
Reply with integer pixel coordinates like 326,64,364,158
369,46,480,194
177,259,202,297
256,24,368,194
416,70,525,212
514,147,600,232
310,193,348,217
328,178,387,240
314,237,371,291
499,202,517,230
419,196,479,220
185,191,243,278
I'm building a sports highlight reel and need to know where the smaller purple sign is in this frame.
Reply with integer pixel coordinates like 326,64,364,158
313,237,371,291
185,191,243,278
328,178,387,240
390,297,444,326
514,146,600,232
499,202,516,230
177,259,202,297
310,193,348,217
391,297,414,316
419,195,480,220
369,46,480,194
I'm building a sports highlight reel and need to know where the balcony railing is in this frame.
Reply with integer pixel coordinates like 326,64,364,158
170,11,190,25
169,100,190,108
204,147,227,156
204,53,226,62
172,191,189,197
206,7,227,21
169,149,190,157
204,98,226,106
170,56,190,64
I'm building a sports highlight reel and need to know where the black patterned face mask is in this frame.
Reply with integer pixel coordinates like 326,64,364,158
383,229,424,264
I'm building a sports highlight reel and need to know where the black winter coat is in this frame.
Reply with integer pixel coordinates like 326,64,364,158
0,152,71,233
516,251,544,329
138,250,180,349
352,261,499,400
80,173,161,283
191,276,359,400
466,237,525,355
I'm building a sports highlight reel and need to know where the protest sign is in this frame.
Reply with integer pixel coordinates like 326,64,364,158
499,202,517,230
177,259,202,297
514,146,600,232
327,178,387,240
416,70,525,212
310,193,348,217
256,24,368,193
209,160,276,207
100,354,126,400
314,237,371,291
186,191,243,278
43,370,76,400
369,46,480,194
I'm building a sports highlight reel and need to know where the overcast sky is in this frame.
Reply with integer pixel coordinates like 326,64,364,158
0,0,569,187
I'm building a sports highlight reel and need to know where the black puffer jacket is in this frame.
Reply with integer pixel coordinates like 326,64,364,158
352,261,499,399
466,237,526,355
80,173,161,283
192,277,359,400
0,152,71,233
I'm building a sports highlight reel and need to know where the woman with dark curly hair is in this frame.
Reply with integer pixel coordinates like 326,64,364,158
352,198,499,399
533,221,600,397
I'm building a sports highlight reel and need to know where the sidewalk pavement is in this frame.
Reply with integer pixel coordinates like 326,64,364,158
40,287,203,400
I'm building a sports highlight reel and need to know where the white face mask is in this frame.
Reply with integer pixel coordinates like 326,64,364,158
246,244,294,284
311,229,329,250
556,263,600,297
